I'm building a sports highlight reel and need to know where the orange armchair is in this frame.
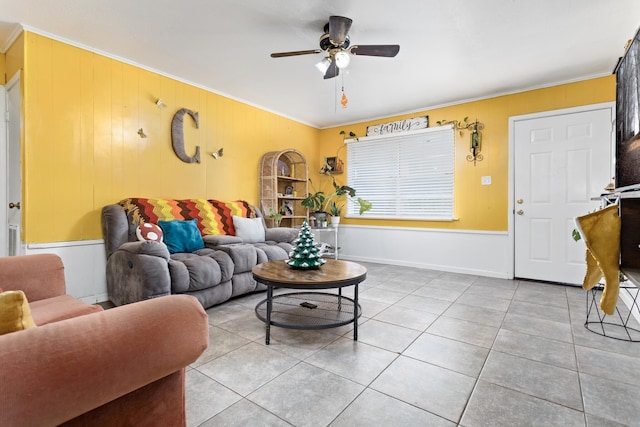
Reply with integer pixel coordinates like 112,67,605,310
0,254,209,426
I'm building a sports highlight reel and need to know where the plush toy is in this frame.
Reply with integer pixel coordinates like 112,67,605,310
136,222,164,243
575,204,621,315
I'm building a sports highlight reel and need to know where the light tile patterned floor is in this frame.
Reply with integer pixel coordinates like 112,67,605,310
186,262,640,426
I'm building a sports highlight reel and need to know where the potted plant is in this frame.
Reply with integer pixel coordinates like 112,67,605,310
328,201,343,227
302,174,372,228
266,208,283,227
301,189,327,227
323,174,372,216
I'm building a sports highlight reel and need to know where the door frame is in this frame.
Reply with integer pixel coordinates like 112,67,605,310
0,83,6,257
508,102,615,279
4,72,21,257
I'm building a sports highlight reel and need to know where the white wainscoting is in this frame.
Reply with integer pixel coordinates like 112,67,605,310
23,227,512,304
338,225,512,278
26,240,108,304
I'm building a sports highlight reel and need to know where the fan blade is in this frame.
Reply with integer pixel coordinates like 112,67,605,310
323,60,339,80
350,45,400,57
329,16,352,46
271,49,322,58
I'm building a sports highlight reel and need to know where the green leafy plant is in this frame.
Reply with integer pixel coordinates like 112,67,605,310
305,130,372,217
303,174,372,217
266,208,283,227
324,176,372,215
300,190,325,212
339,130,359,141
328,201,343,217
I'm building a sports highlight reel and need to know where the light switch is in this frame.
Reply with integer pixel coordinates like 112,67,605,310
481,176,492,185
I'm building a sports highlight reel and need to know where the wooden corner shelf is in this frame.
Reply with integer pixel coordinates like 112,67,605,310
259,149,309,228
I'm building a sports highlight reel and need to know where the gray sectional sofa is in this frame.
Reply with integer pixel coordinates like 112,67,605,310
102,198,298,309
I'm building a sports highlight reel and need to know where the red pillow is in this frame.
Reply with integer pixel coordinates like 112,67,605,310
136,223,164,242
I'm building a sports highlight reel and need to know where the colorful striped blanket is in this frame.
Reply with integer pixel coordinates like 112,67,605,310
118,198,257,236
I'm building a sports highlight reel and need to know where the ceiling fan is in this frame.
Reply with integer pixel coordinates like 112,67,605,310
270,16,400,80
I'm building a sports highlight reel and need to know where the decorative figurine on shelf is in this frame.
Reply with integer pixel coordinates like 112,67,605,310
286,219,326,269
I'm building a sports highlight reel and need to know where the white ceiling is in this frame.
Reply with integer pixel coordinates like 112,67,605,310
1,0,639,128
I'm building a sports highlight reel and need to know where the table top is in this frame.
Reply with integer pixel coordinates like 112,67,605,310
252,259,367,289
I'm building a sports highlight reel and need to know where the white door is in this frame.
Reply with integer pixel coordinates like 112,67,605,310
514,106,613,284
6,75,21,256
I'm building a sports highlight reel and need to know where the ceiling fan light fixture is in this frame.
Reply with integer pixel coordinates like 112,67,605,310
334,50,351,69
269,15,399,80
315,57,332,74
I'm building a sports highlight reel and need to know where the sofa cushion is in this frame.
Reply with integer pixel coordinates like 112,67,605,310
29,295,103,326
168,250,234,293
265,227,299,244
215,244,259,274
159,219,205,253
0,290,37,335
202,235,243,246
254,242,290,261
232,216,265,243
136,222,163,242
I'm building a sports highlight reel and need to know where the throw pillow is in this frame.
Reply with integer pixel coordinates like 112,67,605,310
158,219,205,253
136,222,164,242
232,216,266,243
0,290,37,335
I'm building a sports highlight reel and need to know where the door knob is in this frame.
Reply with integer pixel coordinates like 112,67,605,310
517,199,523,204
8,202,20,209
517,209,524,215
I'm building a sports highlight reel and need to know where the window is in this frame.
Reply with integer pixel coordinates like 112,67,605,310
346,125,455,220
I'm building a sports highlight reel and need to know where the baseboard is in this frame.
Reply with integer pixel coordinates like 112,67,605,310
340,254,511,279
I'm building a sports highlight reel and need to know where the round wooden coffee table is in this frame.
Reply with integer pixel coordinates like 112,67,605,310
252,259,367,345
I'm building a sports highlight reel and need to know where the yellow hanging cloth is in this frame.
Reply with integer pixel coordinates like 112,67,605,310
574,204,621,315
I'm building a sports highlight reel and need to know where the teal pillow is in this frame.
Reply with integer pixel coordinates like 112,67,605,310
158,219,205,253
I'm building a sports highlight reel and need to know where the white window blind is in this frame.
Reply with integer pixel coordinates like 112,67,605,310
346,125,455,220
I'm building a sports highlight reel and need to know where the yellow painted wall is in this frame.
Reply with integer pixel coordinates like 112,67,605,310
319,76,615,231
14,30,615,243
21,32,320,243
5,32,24,82
0,53,5,82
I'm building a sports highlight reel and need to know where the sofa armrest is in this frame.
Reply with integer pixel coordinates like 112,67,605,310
0,254,66,302
117,240,171,259
102,204,132,259
0,295,209,426
106,241,172,306
265,227,298,243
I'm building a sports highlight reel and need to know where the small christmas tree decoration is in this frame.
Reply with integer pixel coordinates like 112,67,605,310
286,219,326,269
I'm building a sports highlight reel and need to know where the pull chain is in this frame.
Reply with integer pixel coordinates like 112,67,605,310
340,72,348,108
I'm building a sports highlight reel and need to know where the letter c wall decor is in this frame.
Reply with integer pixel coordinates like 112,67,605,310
171,108,201,163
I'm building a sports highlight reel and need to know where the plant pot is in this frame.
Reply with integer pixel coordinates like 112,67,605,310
330,216,341,227
313,211,328,224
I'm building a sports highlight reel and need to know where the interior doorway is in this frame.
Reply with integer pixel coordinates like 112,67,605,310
5,73,21,256
0,83,6,257
511,103,614,284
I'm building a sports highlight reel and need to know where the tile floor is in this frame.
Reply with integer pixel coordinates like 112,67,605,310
185,262,640,426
